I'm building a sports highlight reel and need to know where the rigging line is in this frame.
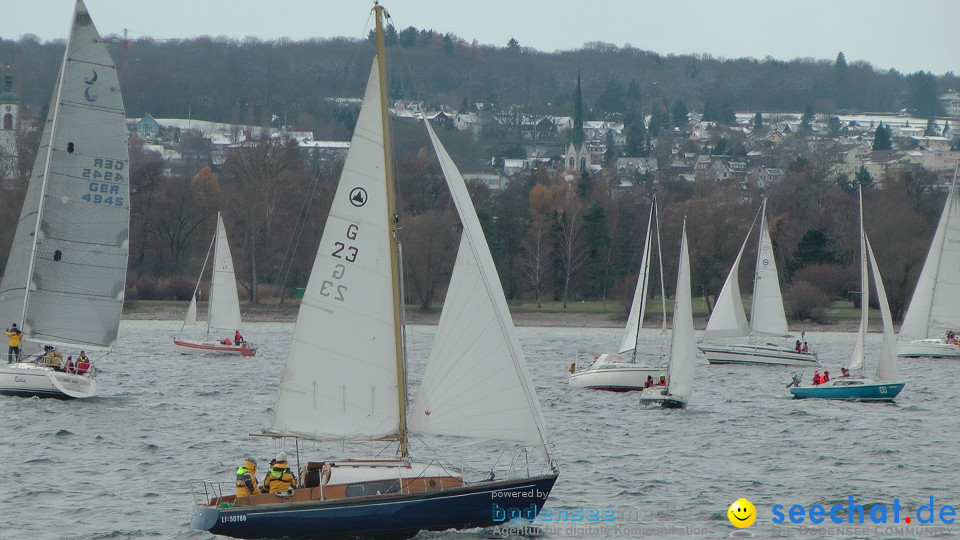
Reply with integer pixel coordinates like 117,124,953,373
275,172,323,299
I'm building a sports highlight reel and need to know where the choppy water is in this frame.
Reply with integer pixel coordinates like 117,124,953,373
1,321,956,539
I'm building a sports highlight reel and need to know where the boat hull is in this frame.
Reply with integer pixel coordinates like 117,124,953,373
789,379,905,401
174,340,256,357
700,344,818,366
0,363,97,399
568,363,663,391
896,339,960,358
192,473,558,540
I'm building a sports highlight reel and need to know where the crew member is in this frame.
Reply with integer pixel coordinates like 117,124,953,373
5,323,22,363
76,351,91,375
236,457,261,497
263,452,297,494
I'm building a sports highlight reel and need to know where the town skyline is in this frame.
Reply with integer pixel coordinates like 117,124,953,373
2,0,958,76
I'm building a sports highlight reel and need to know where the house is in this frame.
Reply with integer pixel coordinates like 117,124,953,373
940,90,960,118
136,114,160,140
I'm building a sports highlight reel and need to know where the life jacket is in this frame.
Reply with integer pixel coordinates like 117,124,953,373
813,374,822,385
77,358,91,375
263,461,296,493
235,463,261,497
224,338,232,346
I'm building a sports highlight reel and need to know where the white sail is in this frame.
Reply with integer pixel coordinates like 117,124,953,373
702,225,752,340
0,0,129,350
667,221,696,400
618,203,654,353
184,293,198,327
750,202,790,337
899,183,960,341
267,59,400,441
207,214,242,333
848,195,869,373
866,236,897,381
410,119,550,456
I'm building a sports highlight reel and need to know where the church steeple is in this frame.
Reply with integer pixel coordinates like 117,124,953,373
571,71,585,147
0,69,20,132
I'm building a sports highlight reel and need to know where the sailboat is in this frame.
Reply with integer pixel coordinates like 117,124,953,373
173,213,255,357
568,197,668,391
638,218,695,409
0,0,130,399
189,5,557,538
699,199,818,367
788,188,905,401
897,166,960,358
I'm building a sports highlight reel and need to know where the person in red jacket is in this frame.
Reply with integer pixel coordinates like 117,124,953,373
812,370,822,385
822,370,830,383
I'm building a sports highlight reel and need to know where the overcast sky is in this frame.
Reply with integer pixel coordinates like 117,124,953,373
4,0,958,75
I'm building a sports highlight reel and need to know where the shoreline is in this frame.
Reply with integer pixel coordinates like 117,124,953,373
122,304,877,332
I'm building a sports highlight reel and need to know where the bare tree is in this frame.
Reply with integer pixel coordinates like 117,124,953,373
402,210,459,310
551,183,587,308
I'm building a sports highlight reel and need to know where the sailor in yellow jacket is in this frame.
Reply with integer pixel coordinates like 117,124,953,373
5,323,22,363
262,452,297,494
235,458,261,497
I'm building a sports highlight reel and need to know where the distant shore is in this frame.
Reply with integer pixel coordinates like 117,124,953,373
122,301,879,332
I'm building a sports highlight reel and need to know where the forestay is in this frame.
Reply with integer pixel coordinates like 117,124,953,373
409,118,550,457
0,0,129,350
848,198,869,373
267,59,400,441
208,214,242,332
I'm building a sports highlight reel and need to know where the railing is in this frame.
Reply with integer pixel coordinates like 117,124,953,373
188,480,229,507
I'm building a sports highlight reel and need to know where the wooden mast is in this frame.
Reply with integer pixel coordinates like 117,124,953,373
373,2,409,458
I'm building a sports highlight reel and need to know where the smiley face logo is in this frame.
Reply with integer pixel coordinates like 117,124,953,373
728,498,756,528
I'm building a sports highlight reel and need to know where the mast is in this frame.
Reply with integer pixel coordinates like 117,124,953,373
857,186,868,377
654,197,667,333
748,198,767,336
373,2,409,458
20,4,77,329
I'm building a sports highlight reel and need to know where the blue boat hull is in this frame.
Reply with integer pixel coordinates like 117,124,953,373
192,473,558,539
789,381,905,401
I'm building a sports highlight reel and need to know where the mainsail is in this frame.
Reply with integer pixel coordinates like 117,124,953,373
207,214,242,333
0,0,129,350
667,220,695,401
410,119,550,456
899,181,960,341
617,200,666,354
266,59,400,441
750,201,789,337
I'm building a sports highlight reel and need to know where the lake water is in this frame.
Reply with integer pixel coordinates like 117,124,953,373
1,321,956,539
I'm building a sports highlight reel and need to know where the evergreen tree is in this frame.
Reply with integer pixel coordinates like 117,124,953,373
718,103,736,125
800,104,814,131
834,51,847,70
624,111,648,157
873,122,893,150
506,37,520,51
906,71,945,117
924,118,939,136
855,164,874,191
648,99,669,136
753,111,763,130
442,34,454,55
827,116,842,137
595,78,627,115
459,97,471,114
582,203,611,299
604,130,620,164
943,121,951,137
672,100,688,128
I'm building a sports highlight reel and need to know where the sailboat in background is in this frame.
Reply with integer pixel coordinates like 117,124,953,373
189,5,556,538
639,218,695,409
699,199,818,367
569,197,668,390
0,0,130,399
789,188,905,401
897,166,960,358
173,213,255,357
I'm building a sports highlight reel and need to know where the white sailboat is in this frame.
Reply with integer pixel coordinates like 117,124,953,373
0,0,130,399
189,5,557,538
699,199,818,367
639,218,695,408
897,167,960,358
173,213,255,357
788,188,905,401
568,197,668,391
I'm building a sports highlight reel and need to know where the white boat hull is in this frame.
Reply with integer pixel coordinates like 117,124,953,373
173,340,256,357
700,343,819,367
897,339,960,358
0,363,97,399
568,361,664,391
